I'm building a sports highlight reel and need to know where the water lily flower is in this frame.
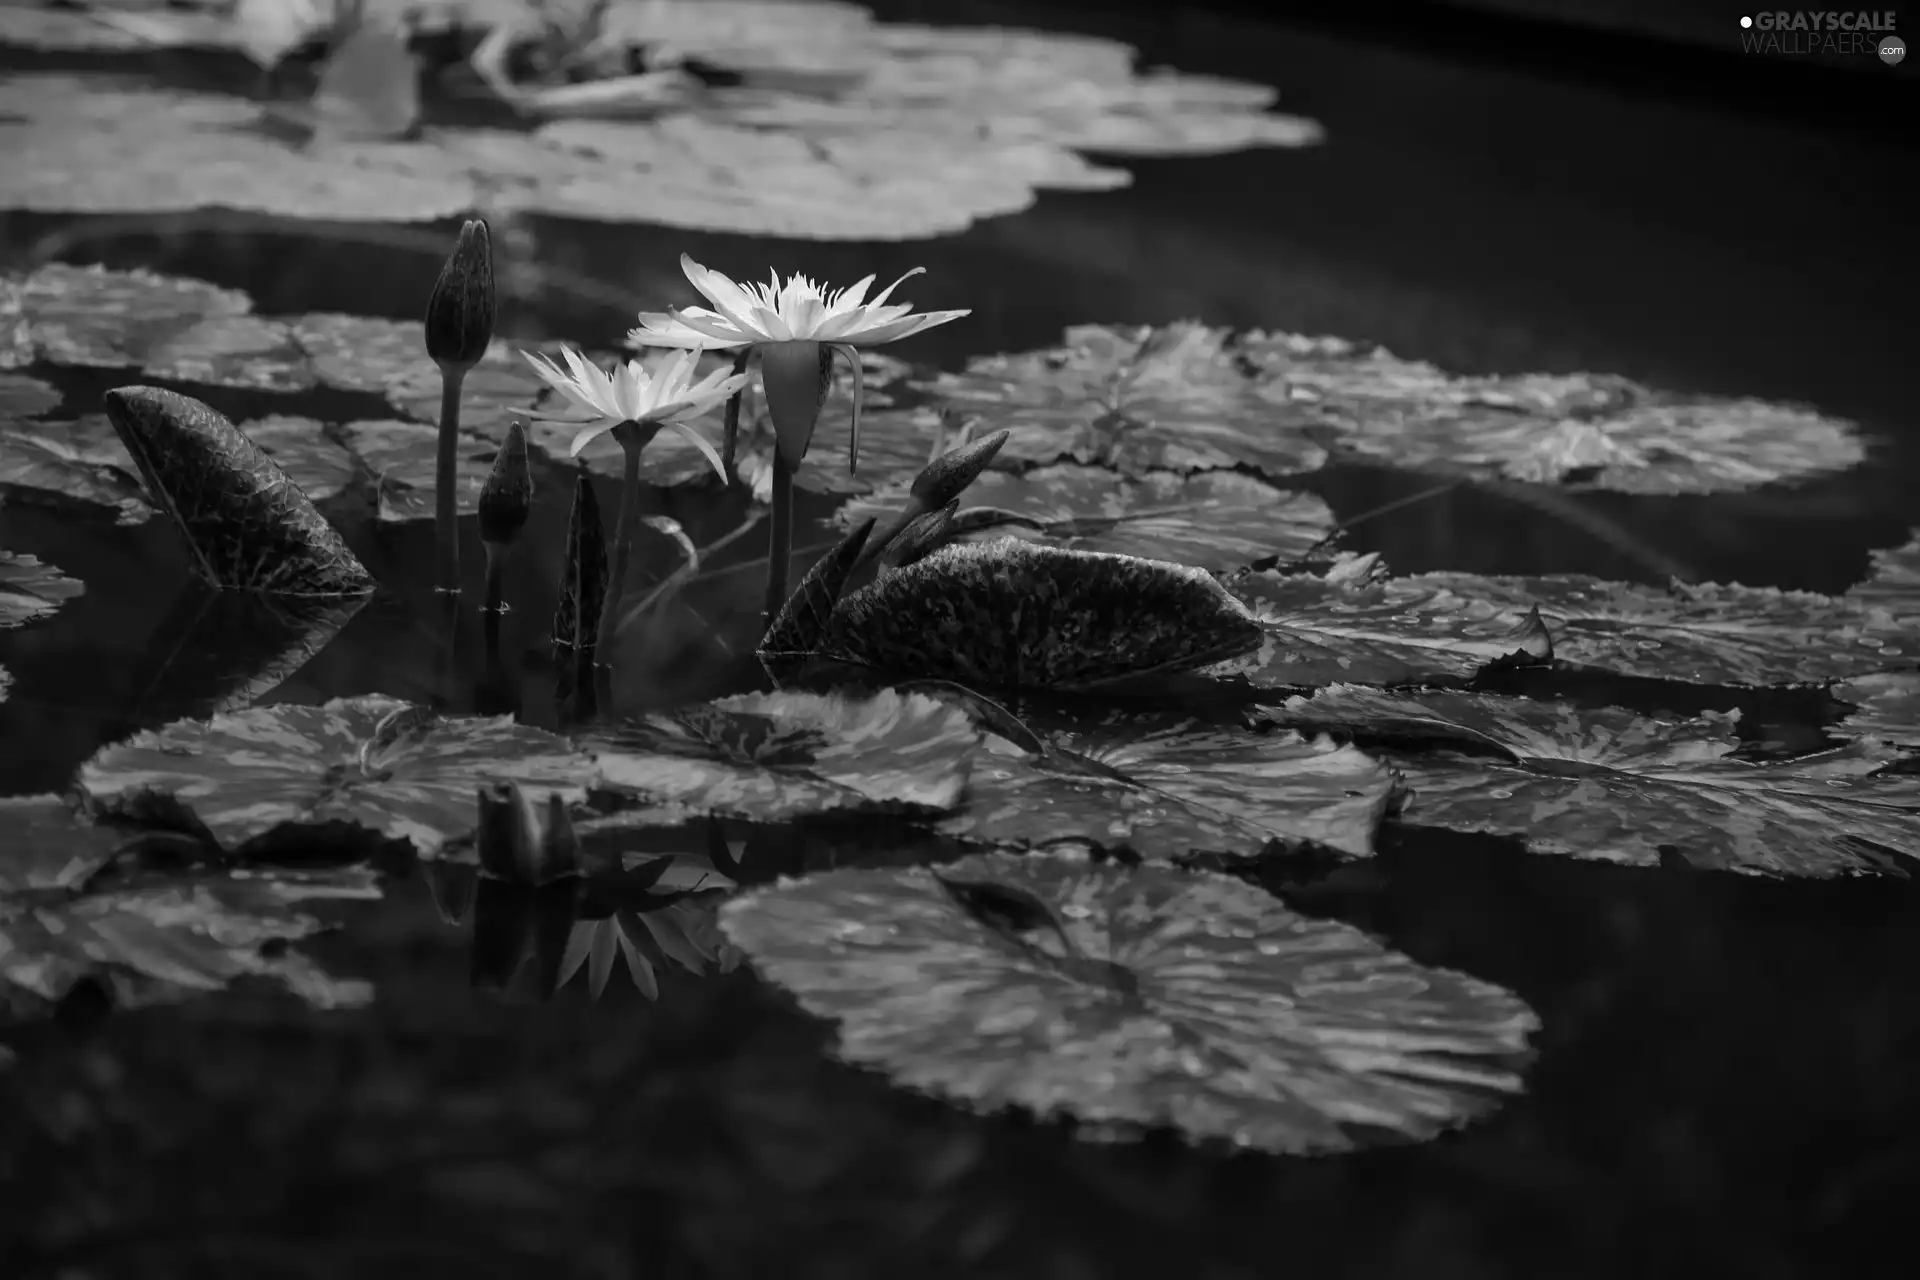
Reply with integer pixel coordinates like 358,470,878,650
629,254,969,624
523,346,748,658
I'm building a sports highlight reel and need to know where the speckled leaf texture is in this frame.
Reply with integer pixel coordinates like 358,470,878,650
758,519,873,673
338,419,499,523
1,550,84,629
721,850,1537,1154
101,387,373,595
1275,686,1920,878
818,539,1267,691
915,324,1329,479
0,412,154,524
76,695,595,856
586,689,981,819
941,714,1396,861
835,463,1336,572
1243,331,1863,493
1832,672,1920,747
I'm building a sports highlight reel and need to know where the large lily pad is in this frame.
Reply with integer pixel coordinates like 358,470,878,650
1832,672,1920,747
721,850,1537,1153
1,549,84,629
1403,572,1907,686
1244,332,1864,493
0,371,60,417
916,324,1328,479
102,387,374,594
587,689,981,819
1273,686,1920,877
835,464,1336,572
941,713,1397,861
0,262,254,371
815,539,1267,692
76,695,596,856
337,418,500,523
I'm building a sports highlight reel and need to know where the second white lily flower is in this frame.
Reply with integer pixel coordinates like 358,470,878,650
522,346,746,481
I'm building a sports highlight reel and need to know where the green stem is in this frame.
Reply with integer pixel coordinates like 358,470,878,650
764,450,795,627
482,542,507,615
596,426,644,662
434,364,466,593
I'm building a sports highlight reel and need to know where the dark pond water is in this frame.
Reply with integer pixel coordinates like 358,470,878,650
3,5,1918,1278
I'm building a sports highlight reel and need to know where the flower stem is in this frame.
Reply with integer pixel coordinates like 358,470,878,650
721,348,751,480
596,425,645,662
434,365,466,593
482,542,507,616
764,449,795,627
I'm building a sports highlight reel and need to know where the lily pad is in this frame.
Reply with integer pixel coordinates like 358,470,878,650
1273,686,1920,877
836,464,1336,572
586,689,981,819
1403,572,1906,686
76,695,596,856
142,313,321,392
285,311,429,395
102,387,374,594
1244,333,1864,493
1832,672,1920,747
914,324,1328,479
721,850,1536,1153
337,418,499,523
1,549,84,629
816,539,1268,692
0,262,253,370
0,371,60,417
0,794,129,896
941,713,1397,861
1847,531,1920,622
1214,568,1552,689
240,416,359,504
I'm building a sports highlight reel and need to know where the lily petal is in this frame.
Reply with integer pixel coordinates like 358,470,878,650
864,266,927,312
667,307,759,347
680,254,771,338
659,417,730,483
831,342,862,476
568,420,617,457
842,309,972,346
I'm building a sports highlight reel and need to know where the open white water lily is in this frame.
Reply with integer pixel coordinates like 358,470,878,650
521,346,745,479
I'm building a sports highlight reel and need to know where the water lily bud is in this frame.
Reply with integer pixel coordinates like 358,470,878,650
878,500,959,574
477,420,533,549
474,780,581,885
425,218,495,372
912,427,1009,508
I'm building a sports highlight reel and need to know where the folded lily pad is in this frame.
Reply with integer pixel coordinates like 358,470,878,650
586,689,981,819
1831,672,1920,747
917,324,1328,480
337,418,499,523
1274,686,1920,877
0,371,60,417
941,713,1396,861
1405,571,1906,686
1,549,84,629
1245,333,1864,493
721,850,1537,1153
76,695,596,856
816,539,1268,692
836,464,1336,572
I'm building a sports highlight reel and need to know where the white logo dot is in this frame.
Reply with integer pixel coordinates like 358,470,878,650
1740,15,1753,26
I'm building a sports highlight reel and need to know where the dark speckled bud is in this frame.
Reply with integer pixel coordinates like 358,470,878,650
477,420,532,549
424,218,495,372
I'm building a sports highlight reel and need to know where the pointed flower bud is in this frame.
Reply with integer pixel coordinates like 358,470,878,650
477,420,533,549
474,780,582,886
425,218,496,372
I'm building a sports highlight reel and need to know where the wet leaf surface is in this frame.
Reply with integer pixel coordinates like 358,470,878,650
940,712,1397,861
1,262,253,370
917,324,1329,479
1273,686,1920,877
1832,671,1920,747
721,849,1536,1153
0,412,153,523
76,695,596,856
1244,333,1865,493
337,418,499,523
586,689,981,819
817,539,1267,692
1,548,85,629
836,464,1336,571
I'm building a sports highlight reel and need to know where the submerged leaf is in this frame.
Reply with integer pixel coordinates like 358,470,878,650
838,464,1336,572
915,324,1328,479
722,850,1537,1153
942,713,1397,861
816,539,1267,692
76,695,595,856
1246,332,1864,494
1,550,84,630
586,689,981,819
1831,672,1920,747
1274,687,1920,878
101,387,374,595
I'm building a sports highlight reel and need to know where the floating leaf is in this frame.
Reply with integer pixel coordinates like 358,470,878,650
102,387,374,594
1274,686,1920,877
1402,572,1905,686
837,464,1336,572
817,539,1267,692
722,850,1536,1153
337,418,498,523
76,695,595,856
586,689,981,819
1,262,252,369
1214,568,1552,689
1847,531,1920,622
1246,333,1863,493
0,795,128,896
285,310,430,394
915,324,1328,479
0,371,60,417
141,314,320,392
1,550,84,630
1832,672,1920,747
941,713,1397,861
0,412,152,523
